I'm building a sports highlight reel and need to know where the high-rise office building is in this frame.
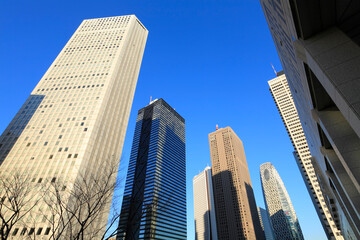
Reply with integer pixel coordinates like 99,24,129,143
260,162,304,240
259,0,360,239
268,73,343,239
257,207,275,240
193,166,218,240
0,15,148,238
209,127,263,240
117,98,186,240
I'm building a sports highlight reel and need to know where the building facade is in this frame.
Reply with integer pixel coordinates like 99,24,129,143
209,127,263,240
259,0,360,239
268,73,343,239
260,162,304,240
117,99,186,240
257,207,275,240
0,15,148,238
193,166,218,240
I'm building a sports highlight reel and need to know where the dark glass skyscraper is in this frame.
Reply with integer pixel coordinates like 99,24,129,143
117,98,186,240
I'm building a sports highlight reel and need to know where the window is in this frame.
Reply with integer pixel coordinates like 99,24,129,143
38,178,43,183
49,155,53,159
51,177,56,183
44,228,51,235
12,228,19,236
29,228,35,235
36,228,43,235
20,228,27,236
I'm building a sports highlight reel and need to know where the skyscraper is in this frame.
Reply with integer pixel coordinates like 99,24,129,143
257,207,275,240
260,162,304,240
268,72,343,239
0,15,148,238
117,98,186,240
209,127,263,240
259,0,360,238
193,166,218,240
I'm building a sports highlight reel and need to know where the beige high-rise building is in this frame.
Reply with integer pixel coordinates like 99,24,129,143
193,166,218,240
268,73,343,239
208,127,263,240
0,15,148,238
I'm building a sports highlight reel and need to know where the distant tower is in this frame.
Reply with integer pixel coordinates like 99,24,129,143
117,99,186,240
209,127,264,240
260,162,304,240
257,207,275,240
193,166,218,240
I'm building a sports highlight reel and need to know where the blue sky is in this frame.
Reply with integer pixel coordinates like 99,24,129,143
0,0,326,239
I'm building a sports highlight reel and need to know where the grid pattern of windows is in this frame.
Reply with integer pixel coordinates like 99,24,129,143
268,74,343,239
117,99,186,240
260,163,304,240
209,127,262,240
0,15,148,238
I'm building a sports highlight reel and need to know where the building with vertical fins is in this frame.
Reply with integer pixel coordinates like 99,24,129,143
260,162,304,240
209,127,264,240
0,15,148,238
193,166,218,240
268,72,343,239
259,0,360,239
117,98,186,240
257,207,275,240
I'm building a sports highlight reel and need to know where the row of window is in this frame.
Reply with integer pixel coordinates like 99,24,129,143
13,227,51,236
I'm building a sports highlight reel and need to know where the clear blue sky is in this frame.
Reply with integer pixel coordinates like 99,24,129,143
0,0,326,239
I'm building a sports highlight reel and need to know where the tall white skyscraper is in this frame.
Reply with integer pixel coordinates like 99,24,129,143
0,15,148,238
268,73,343,239
260,162,304,240
193,167,218,240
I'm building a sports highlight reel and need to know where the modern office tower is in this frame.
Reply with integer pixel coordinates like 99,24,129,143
193,166,218,240
209,127,264,240
257,207,275,240
259,0,360,239
117,99,186,240
0,15,148,238
268,73,344,239
260,162,304,240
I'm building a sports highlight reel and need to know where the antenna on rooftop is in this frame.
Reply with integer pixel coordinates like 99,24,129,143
271,63,277,76
150,96,152,104
216,124,218,130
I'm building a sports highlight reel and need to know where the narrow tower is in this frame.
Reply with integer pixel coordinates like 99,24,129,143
193,166,218,240
257,207,275,240
260,162,304,240
117,99,186,240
